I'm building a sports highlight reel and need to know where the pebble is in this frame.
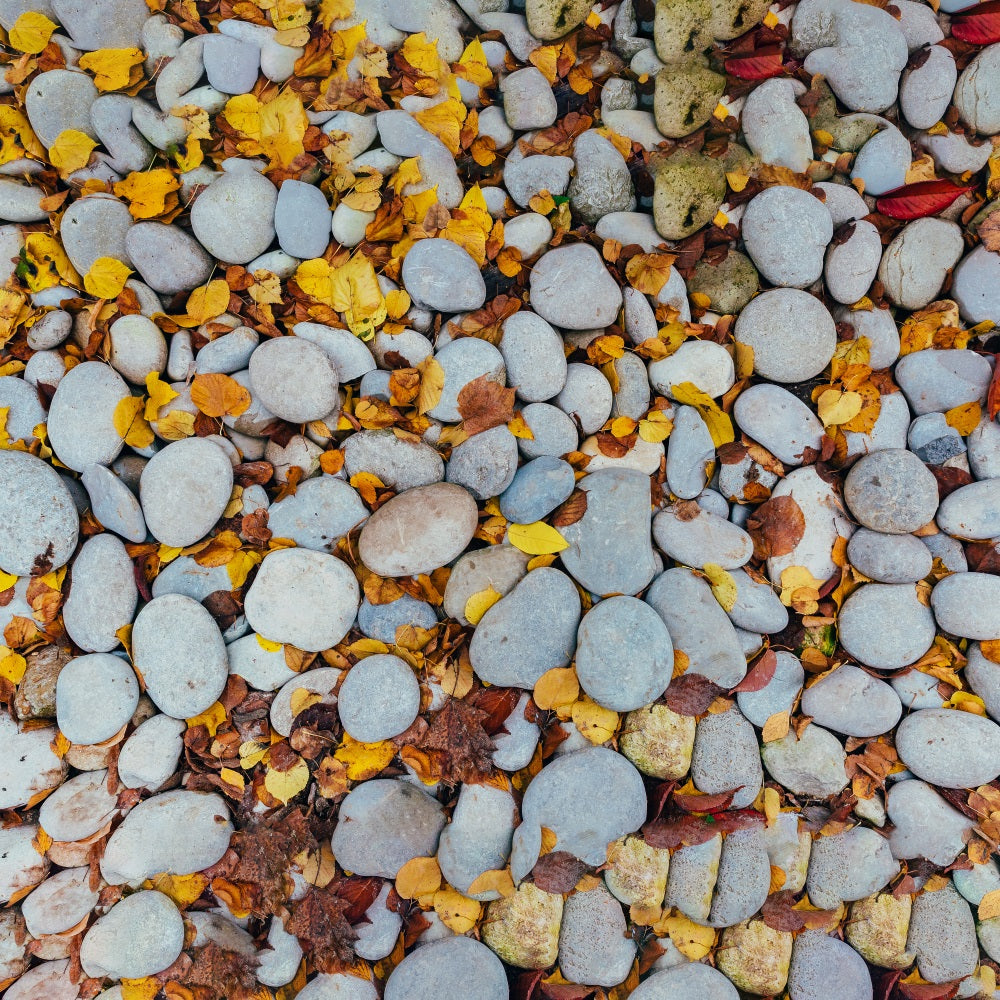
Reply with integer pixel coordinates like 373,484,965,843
14,645,69,721
55,652,139,746
47,361,129,473
80,891,184,980
337,654,420,742
503,143,573,208
0,450,79,576
529,245,623,330
666,405,714,500
900,45,956,129
330,779,445,878
132,594,229,718
800,664,902,737
500,67,557,129
953,43,1000,135
741,186,833,288
498,456,575,523
21,867,98,938
25,70,98,147
402,239,486,312
763,811,812,894
838,583,936,670
846,892,914,969
805,827,899,908
40,768,118,843
969,416,1000,480
741,78,812,172
245,548,359,651
814,181,869,226
895,348,993,415
0,716,66,810
648,340,735,401
646,567,747,688
931,571,1000,639
692,708,764,809
761,723,849,797
717,920,793,995
709,828,772,928
895,707,1000,787
568,130,635,224
555,362,613,435
653,60,725,139
631,962,739,1000
575,596,673,712
359,482,479,577
443,544,529,624
108,315,167,384
63,534,137,655
953,245,1000,325
736,651,804,728
557,468,658,597
140,437,234,548
446,424,519,500
878,219,965,311
517,401,579,459
384,937,507,1000
653,503,753,569
248,336,339,423
787,931,874,1000
190,168,278,265
482,882,562,969
427,337,505,423
920,130,993,175
274,180,330,259
354,884,403,962
520,747,647,865
558,884,635,987
297,975,377,1000
125,222,215,295
343,429,444,490
937,479,1000,540
470,566,580,687
0,823,48,905
438,781,516,898
851,122,910,196
845,449,939,533
887,779,974,865
266,475,368,550
733,384,824,466
687,251,759,316
502,212,552,259
825,219,882,304
966,642,1000,720
907,881,979,984
270,667,340,736
117,714,185,790
734,288,836,383
499,311,567,402
203,32,260,94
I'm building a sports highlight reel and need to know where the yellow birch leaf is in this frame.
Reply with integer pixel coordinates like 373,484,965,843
464,586,502,625
226,549,261,589
763,786,781,824
155,409,196,440
416,354,445,414
219,767,246,792
190,373,252,418
414,99,466,155
149,872,209,907
84,256,131,300
120,979,161,1000
467,869,515,898
816,388,863,428
384,288,410,319
508,413,535,439
571,696,619,744
334,733,396,780
945,400,981,436
186,701,226,736
240,740,269,769
624,253,676,296
702,563,737,612
113,168,181,220
433,888,481,933
638,411,673,443
9,11,56,53
48,130,97,177
533,666,579,711
762,710,790,743
145,371,179,421
660,912,716,959
0,571,16,590
669,381,734,447
400,32,447,84
0,648,26,685
265,755,310,804
507,521,570,555
112,396,154,449
179,279,231,327
78,48,144,92
395,855,442,899
454,37,492,87
318,0,355,27
981,889,1000,921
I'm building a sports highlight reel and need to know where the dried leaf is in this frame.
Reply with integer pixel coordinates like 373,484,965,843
8,11,56,53
533,666,580,712
190,373,252,418
84,256,131,300
531,851,590,893
762,710,791,742
747,495,806,560
508,521,570,555
663,674,724,716
624,253,677,296
464,586,502,625
395,855,442,899
551,490,588,527
457,374,516,435
78,47,144,91
659,913,716,959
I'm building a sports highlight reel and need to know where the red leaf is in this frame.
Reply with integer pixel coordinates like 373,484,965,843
663,674,724,716
897,983,961,1000
927,463,975,500
988,353,1000,419
875,968,903,1000
531,851,591,894
875,180,974,221
730,649,777,693
725,47,785,80
334,876,382,924
951,1,1000,44
673,788,739,813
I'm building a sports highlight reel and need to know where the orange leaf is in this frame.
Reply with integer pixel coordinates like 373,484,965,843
190,373,252,418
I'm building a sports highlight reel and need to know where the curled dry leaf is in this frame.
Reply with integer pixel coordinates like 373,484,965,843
747,495,806,560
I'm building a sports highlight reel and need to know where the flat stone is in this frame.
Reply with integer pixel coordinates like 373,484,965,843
125,223,214,294
966,642,1000,720
140,437,234,547
619,703,696,780
499,456,575,524
953,245,1000,325
805,827,899,909
558,884,635,988
337,654,420,742
48,361,129,473
931,571,1000,639
555,362,613,435
0,450,79,576
787,930,874,1000
438,781,516,899
0,823,49,906
741,77,812,172
800,664,902,737
133,594,229,718
80,891,183,980
737,651,804,727
359,483,479,577
568,130,635,224
529,244,623,330
402,238,486,312
384,937,507,1000
825,219,882,304
25,69,98,146
517,401,579,459
266,475,367,550
761,723,849,797
896,707,1000,788
631,963,739,1000
248,335,339,424
653,502,754,569
839,583,936,670
653,59,725,139
844,449,939,533
190,167,278,265
937,479,1000,540
62,533,137,653
692,707,763,809
847,528,933,584
653,149,727,240
60,195,133,275
908,882,978,984
895,348,993,415
427,337,505,424
244,548,359,652
274,179,330,259
331,779,445,878
118,713,185,790
0,716,65,810
294,322,376,383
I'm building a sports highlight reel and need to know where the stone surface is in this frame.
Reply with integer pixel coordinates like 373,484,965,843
337,654,420,742
895,708,1000,788
48,361,129,473
80,891,183,980
55,652,139,746
529,245,623,330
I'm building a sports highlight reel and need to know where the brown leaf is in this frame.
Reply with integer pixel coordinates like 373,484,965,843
747,495,806,560
417,698,495,785
241,508,271,544
179,942,258,997
286,887,357,972
531,850,591,893
761,891,807,931
672,788,739,813
897,984,961,1000
730,649,777,693
981,211,1000,252
663,674,724,716
457,374,516,435
927,464,974,500
552,489,588,527
333,875,383,923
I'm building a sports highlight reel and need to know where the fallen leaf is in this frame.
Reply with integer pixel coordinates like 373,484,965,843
9,11,56,53
747,495,806,560
78,47,144,91
395,855,442,899
731,649,777,693
875,180,973,220
112,396,154,449
533,666,580,711
531,851,590,893
725,47,784,80
816,388,863,428
670,381,734,446
702,563,737,612
264,754,310,804
114,169,181,220
149,872,209,907
979,888,1000,920
944,400,981,436
508,521,570,555
83,256,131,299
624,253,677,296
659,912,716,959
467,869,515,897
663,673,724,716
433,887,481,932
762,710,790,742
950,0,1000,44
464,586,502,625
570,696,619,744
979,210,1000,252
190,373,252,418
334,734,395,780
48,129,97,176
457,374,516,435
552,490,588,527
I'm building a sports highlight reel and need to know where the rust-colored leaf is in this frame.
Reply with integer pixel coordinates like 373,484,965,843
746,495,806,560
663,674,724,716
457,374,516,435
951,1,1000,44
730,649,777,693
725,47,785,80
875,180,974,221
531,851,590,893
552,489,588,527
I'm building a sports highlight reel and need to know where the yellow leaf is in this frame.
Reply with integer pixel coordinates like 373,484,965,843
78,47,144,92
778,565,824,614
318,0,355,27
190,373,252,418
9,11,56,53
464,586,502,625
0,571,16,590
763,786,781,824
660,912,716,959
0,106,45,164
400,32,447,87
22,233,80,293
816,388,863,428
0,648,26,685
227,549,261,589
638,411,673,443
533,666,579,711
149,871,209,907
414,98,467,156
624,253,677,297
113,168,180,220
702,563,737,612
48,130,97,177
144,371,179,421
186,701,227,736
416,354,445,415
296,256,386,340
264,755,310,804
257,634,283,653
223,90,308,169
944,690,987,716
334,733,395,780
120,978,161,1000
467,869,515,898
395,855,442,899
384,289,410,320
113,396,154,449
173,279,231,328
84,256,131,300
219,767,246,792
669,381,734,447
155,409,196,440
571,696,619,744
508,413,535,439
945,400,981,436
239,740,269,769
433,888,481,933
507,521,570,555
980,888,1000,921
455,37,492,88
762,710,791,743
